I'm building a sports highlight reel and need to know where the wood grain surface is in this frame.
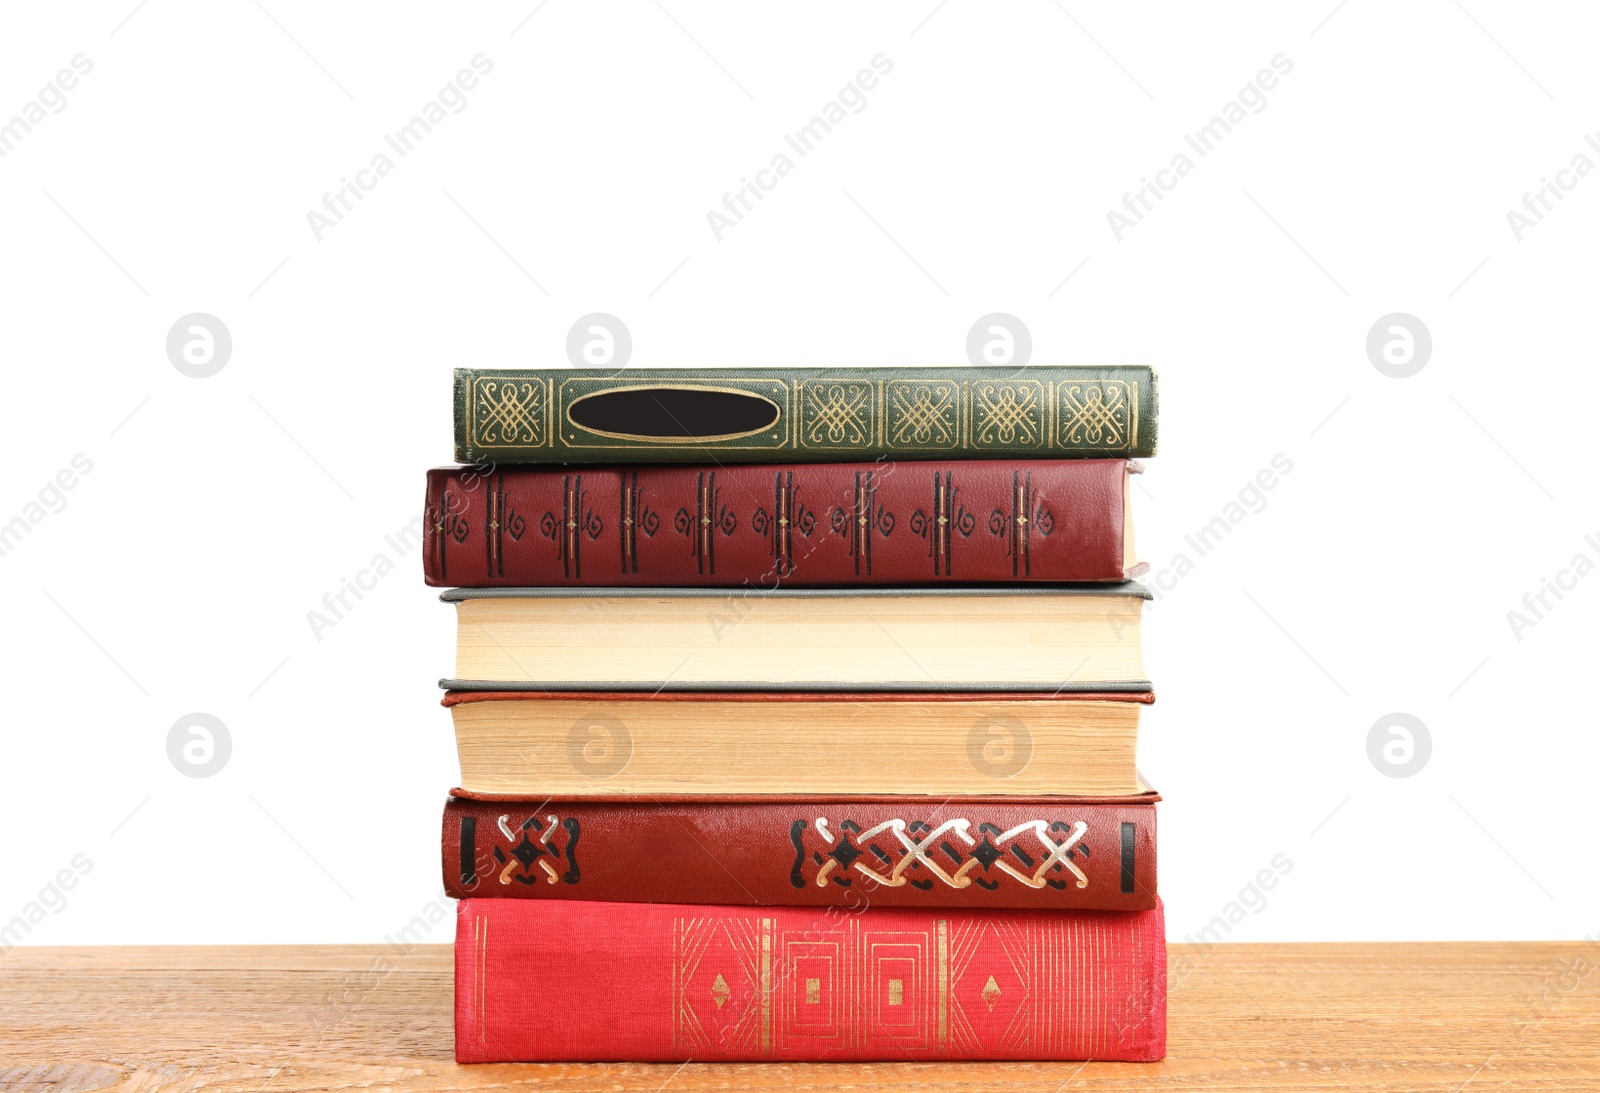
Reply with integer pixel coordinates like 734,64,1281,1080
2,942,1597,1091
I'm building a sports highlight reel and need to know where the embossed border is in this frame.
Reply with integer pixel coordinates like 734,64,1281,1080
557,377,793,450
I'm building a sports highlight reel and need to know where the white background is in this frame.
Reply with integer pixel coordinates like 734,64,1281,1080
2,1,1596,947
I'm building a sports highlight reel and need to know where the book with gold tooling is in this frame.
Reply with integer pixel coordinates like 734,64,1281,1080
453,366,1158,463
432,362,1171,1063
455,897,1166,1061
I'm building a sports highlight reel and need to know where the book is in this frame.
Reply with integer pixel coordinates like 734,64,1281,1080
423,458,1143,587
454,897,1167,1061
440,585,1149,692
453,366,1158,464
445,690,1152,797
443,791,1159,910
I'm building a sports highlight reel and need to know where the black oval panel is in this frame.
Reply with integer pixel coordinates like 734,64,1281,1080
567,387,780,440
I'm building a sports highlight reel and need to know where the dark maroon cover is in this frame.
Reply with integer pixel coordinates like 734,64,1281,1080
443,792,1158,910
423,458,1134,587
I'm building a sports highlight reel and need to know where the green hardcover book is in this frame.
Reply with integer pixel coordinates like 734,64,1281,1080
453,366,1158,464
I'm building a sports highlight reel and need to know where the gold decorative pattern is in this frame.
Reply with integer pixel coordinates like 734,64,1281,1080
670,910,1150,1057
673,916,772,1057
886,381,959,449
1058,380,1132,449
471,378,549,449
460,369,1151,457
798,382,875,448
867,940,924,1034
973,381,1044,447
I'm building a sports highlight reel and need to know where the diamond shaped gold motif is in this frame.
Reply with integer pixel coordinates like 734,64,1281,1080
982,974,1002,1012
712,973,730,1009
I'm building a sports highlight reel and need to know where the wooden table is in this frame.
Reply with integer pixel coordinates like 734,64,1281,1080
3,943,1596,1091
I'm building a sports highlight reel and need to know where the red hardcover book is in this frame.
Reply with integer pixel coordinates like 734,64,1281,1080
455,898,1166,1062
444,791,1159,910
423,458,1142,587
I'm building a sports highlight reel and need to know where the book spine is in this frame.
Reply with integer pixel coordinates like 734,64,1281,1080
443,796,1158,910
453,367,1158,463
454,897,1166,1062
423,459,1129,587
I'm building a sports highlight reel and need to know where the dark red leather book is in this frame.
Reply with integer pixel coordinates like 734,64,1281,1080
423,458,1141,587
455,897,1166,1062
444,792,1158,910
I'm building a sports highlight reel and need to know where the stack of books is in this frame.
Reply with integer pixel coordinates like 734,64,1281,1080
425,366,1165,1062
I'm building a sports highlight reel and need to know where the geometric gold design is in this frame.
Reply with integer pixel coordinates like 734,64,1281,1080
459,368,1151,459
671,910,1158,1058
472,378,548,447
673,916,772,1058
800,382,873,448
887,381,958,448
973,381,1043,447
1058,381,1130,448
